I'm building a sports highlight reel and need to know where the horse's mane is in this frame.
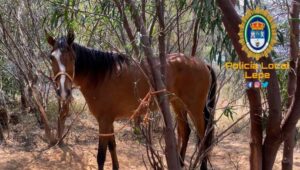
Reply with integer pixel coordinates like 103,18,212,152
72,43,129,79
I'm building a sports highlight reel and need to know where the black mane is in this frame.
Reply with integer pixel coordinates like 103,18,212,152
72,43,129,80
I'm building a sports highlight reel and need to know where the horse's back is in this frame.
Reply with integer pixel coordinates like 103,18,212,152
166,53,211,97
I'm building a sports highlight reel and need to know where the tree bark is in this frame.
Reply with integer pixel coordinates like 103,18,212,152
260,56,282,170
267,47,300,170
113,0,140,57
191,16,200,57
57,101,70,142
176,3,181,53
31,86,55,144
19,81,29,111
0,126,3,142
283,129,296,170
283,1,299,169
124,0,181,169
156,0,166,80
141,0,146,23
191,1,202,57
218,0,300,169
216,1,263,169
0,107,8,130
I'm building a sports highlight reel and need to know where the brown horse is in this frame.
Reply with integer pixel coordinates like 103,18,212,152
46,30,216,170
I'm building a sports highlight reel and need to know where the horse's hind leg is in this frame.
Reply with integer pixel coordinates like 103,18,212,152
172,101,191,167
188,106,208,170
178,113,191,167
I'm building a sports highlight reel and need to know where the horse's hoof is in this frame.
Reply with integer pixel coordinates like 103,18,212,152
112,165,119,170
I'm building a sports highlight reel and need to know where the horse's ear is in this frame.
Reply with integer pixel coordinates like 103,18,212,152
45,29,55,46
67,29,75,45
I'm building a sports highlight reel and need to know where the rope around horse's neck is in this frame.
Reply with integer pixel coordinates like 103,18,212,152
98,89,167,137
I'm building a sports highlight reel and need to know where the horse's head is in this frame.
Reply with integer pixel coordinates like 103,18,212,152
46,30,76,101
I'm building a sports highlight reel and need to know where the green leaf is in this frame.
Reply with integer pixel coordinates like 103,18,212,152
223,106,236,121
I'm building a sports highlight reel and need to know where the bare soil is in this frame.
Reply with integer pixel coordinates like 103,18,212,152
1,111,300,170
1,96,300,170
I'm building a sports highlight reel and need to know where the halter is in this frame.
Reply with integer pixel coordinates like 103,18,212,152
53,72,74,82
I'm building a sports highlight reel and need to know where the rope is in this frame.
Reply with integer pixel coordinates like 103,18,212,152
99,89,167,137
53,72,74,82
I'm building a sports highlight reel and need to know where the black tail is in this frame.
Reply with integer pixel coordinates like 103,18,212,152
204,65,216,151
201,65,217,170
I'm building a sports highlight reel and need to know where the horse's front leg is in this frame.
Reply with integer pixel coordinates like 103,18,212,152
97,122,112,170
97,135,108,170
108,134,119,170
97,122,119,170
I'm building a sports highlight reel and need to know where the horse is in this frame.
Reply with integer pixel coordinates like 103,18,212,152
46,30,216,170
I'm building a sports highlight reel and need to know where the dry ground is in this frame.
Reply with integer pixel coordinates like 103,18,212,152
1,94,300,170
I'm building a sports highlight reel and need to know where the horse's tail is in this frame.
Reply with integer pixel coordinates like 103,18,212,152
202,65,217,167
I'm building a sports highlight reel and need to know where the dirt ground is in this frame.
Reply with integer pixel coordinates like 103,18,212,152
1,112,300,170
1,96,300,170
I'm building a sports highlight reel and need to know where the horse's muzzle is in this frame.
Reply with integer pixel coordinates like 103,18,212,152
56,88,72,101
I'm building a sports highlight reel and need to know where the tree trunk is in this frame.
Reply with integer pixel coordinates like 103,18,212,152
156,0,166,80
31,86,55,144
260,57,282,170
266,50,300,169
191,16,200,57
57,101,70,143
218,0,300,169
113,0,139,57
283,129,296,170
0,107,8,142
124,0,181,169
191,0,202,57
0,126,3,142
0,107,8,130
19,82,29,112
283,1,300,169
217,1,263,169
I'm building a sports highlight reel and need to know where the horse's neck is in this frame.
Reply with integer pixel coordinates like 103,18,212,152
73,75,98,105
73,74,88,90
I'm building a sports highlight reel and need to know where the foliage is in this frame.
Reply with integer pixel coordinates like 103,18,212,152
0,57,19,98
223,105,237,121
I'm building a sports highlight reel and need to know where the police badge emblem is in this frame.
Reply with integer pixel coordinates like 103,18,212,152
238,7,277,60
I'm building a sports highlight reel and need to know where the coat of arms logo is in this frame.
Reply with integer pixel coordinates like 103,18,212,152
238,7,277,60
